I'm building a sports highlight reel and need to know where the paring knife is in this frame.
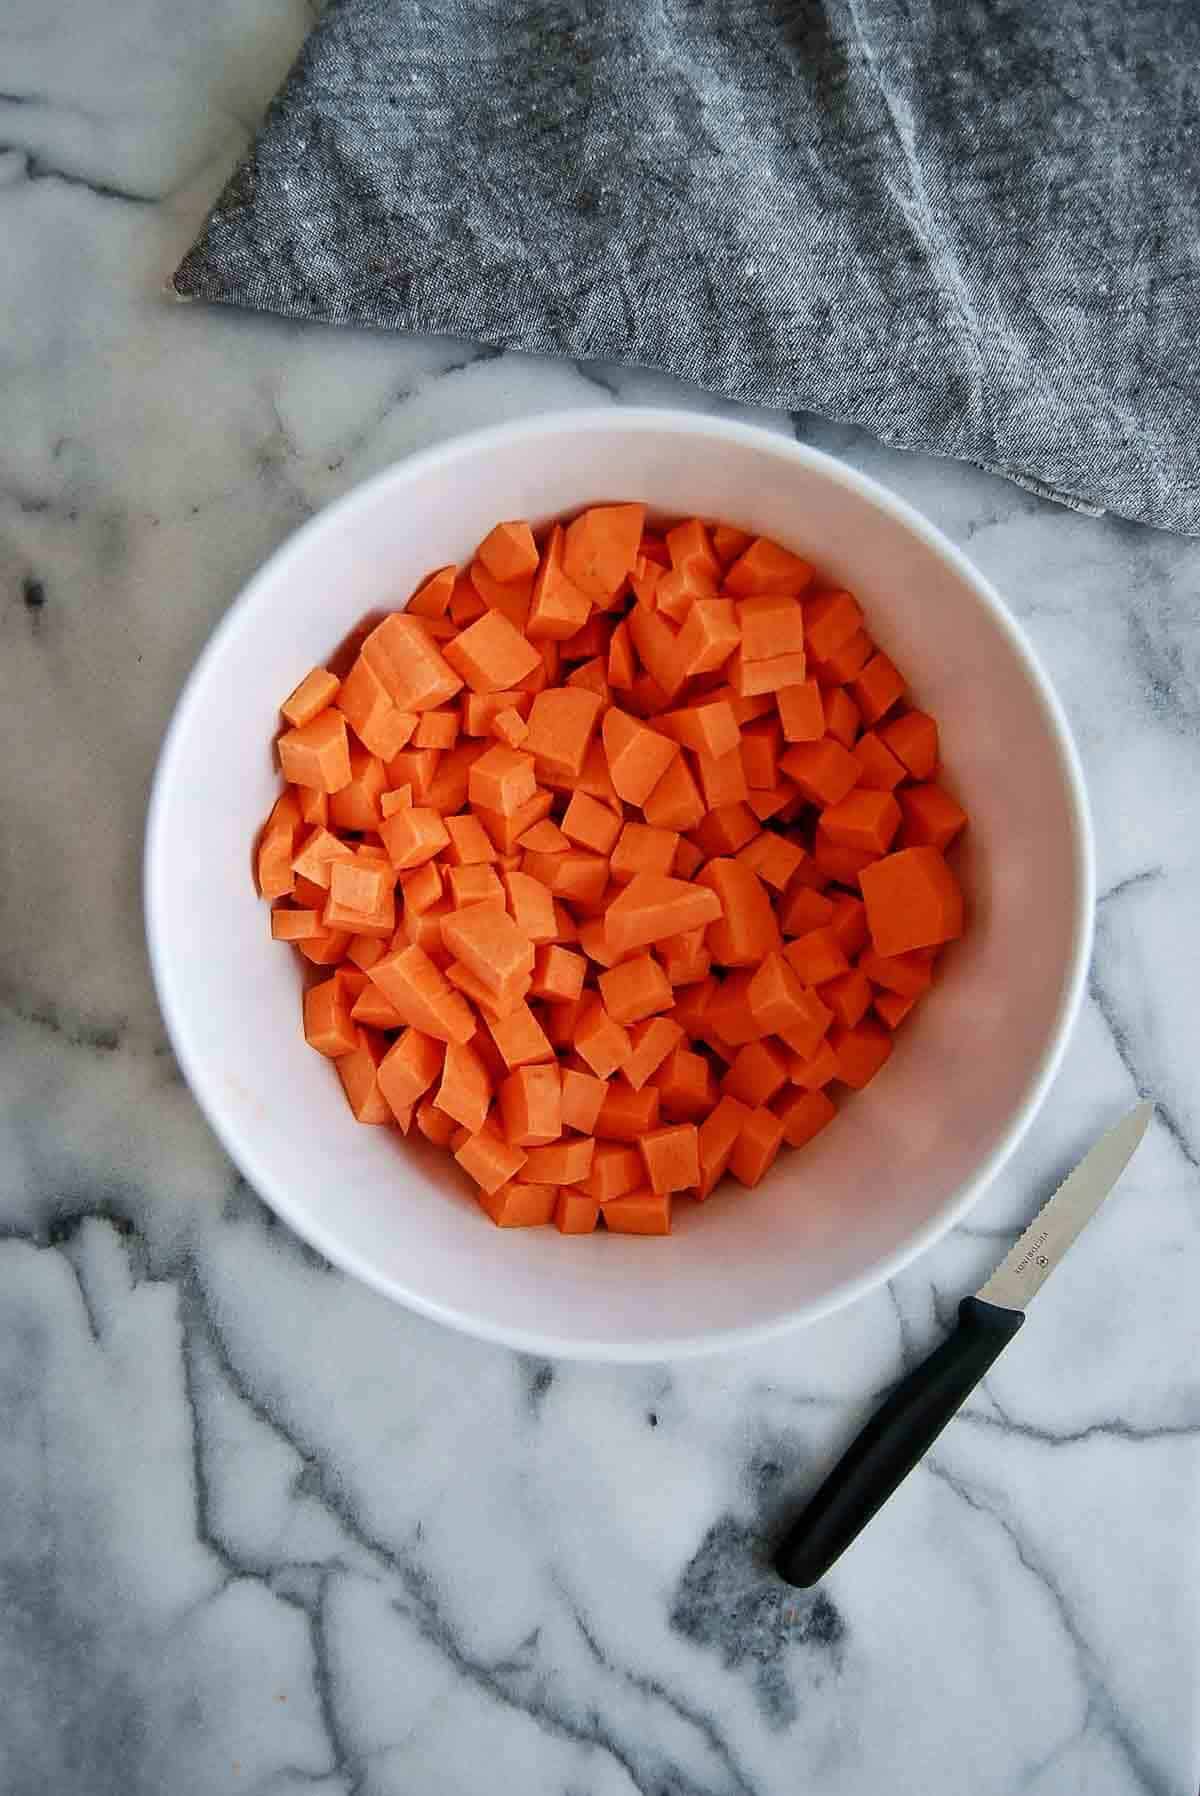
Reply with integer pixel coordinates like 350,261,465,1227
774,1102,1153,1588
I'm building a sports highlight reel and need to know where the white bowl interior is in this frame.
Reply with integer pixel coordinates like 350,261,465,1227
146,412,1091,1359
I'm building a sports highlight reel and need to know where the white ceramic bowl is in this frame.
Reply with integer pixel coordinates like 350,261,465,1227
145,409,1093,1361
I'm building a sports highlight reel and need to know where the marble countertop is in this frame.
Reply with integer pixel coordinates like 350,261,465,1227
2,4,1198,1792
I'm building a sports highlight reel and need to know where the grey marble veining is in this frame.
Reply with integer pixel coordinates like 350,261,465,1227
1,4,1197,1793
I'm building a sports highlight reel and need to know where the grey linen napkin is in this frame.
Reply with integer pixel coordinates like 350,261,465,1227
174,0,1200,534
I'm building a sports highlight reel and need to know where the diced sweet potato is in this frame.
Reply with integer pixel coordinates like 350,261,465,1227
860,846,964,956
361,613,463,711
775,1088,837,1148
897,783,968,850
695,858,781,967
257,503,968,1236
278,709,353,794
602,1191,672,1235
282,667,341,729
594,1083,661,1141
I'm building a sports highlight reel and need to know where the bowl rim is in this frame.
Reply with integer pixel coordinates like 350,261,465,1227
145,406,1096,1361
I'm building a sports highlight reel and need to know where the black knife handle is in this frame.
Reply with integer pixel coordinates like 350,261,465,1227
774,1297,1024,1587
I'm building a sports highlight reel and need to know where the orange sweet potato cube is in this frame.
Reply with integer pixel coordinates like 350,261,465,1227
580,1143,643,1202
282,666,340,728
351,983,406,1028
779,737,860,807
776,1088,837,1149
303,975,358,1058
367,944,476,1043
852,730,907,792
641,755,706,832
468,744,538,816
821,686,860,751
445,864,503,910
804,590,863,660
277,709,353,793
618,1017,681,1092
444,609,542,694
270,906,324,941
474,789,554,854
821,788,902,857
721,1039,790,1107
874,988,920,1028
602,707,679,806
776,678,824,742
851,651,905,725
610,822,679,884
555,1192,600,1233
455,1124,528,1194
561,789,622,855
335,1028,393,1123
442,899,534,995
695,1095,751,1198
602,1191,672,1235
521,1136,595,1185
361,613,463,711
787,1038,840,1091
597,952,673,1025
783,926,849,988
336,654,416,760
405,565,457,619
723,536,813,597
291,827,351,891
328,748,388,832
638,1123,700,1193
657,699,740,760
413,709,460,751
881,709,939,780
819,967,873,1029
694,743,750,810
499,1063,563,1146
860,846,964,955
469,558,533,630
492,706,530,747
829,1018,893,1088
479,1182,557,1227
594,1083,661,1141
728,1106,785,1186
257,791,300,899
695,859,781,967
416,1096,459,1146
479,519,539,584
529,943,586,1002
735,832,807,893
485,1000,555,1069
659,926,710,986
737,595,806,661
445,959,529,1019
897,783,968,851
572,997,631,1078
745,950,811,1035
560,1064,607,1133
562,503,645,599
377,1028,444,1117
503,870,558,945
604,874,721,956
433,1038,493,1135
650,1044,716,1120
812,628,872,687
379,805,450,871
523,687,605,778
297,927,353,966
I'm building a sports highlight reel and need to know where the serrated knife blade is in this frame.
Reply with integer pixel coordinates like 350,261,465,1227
977,1100,1153,1313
